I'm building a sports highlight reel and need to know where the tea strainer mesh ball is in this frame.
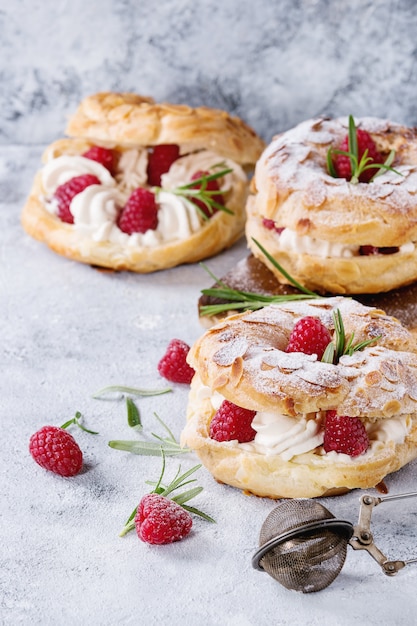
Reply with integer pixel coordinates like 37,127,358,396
253,499,353,593
252,493,417,593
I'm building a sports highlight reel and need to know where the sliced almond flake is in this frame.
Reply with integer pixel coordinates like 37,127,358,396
295,365,343,388
213,337,248,366
261,351,317,370
380,359,400,382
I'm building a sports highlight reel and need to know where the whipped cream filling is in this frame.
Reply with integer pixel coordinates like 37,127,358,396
115,148,148,193
42,155,115,195
202,387,411,463
267,223,415,258
42,150,242,247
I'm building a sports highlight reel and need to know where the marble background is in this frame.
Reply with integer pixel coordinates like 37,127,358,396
2,0,417,146
3,2,417,625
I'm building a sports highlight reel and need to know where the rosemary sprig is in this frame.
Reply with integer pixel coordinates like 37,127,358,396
108,412,191,457
126,397,142,430
92,385,172,399
119,452,215,536
157,162,233,219
60,411,99,435
327,115,402,183
321,309,381,364
200,237,322,317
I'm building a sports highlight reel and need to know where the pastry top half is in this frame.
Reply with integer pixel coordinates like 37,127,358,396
182,297,417,498
21,92,265,273
246,116,417,293
66,91,265,166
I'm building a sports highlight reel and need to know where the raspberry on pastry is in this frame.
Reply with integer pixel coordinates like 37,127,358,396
246,116,417,294
21,91,265,273
182,296,417,499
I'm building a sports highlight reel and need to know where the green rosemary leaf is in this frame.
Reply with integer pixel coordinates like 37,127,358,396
119,519,136,537
126,397,142,430
108,440,188,456
348,114,358,173
181,504,216,523
321,342,335,364
327,148,337,177
346,335,381,356
251,238,320,297
171,486,203,505
160,464,203,498
333,309,346,359
200,295,319,318
60,411,99,434
152,412,177,443
178,168,233,189
92,385,172,399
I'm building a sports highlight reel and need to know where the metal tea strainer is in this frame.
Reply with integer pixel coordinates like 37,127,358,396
252,492,417,593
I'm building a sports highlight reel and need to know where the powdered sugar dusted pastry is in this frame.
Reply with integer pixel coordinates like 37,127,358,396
182,297,417,498
246,116,417,294
21,92,265,272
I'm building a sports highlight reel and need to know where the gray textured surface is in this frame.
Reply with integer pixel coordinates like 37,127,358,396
3,1,417,624
3,0,417,145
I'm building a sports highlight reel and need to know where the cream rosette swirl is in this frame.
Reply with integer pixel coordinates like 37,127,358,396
182,297,417,498
246,116,417,294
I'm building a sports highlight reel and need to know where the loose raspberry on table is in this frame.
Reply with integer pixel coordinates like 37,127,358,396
82,146,116,174
135,493,192,545
189,170,224,218
323,410,369,457
118,188,158,234
209,399,256,443
285,316,332,360
157,339,195,384
29,425,83,477
333,128,383,183
53,174,101,224
147,144,180,186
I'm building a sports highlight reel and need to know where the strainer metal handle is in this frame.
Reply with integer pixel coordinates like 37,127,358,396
349,491,417,575
252,517,353,571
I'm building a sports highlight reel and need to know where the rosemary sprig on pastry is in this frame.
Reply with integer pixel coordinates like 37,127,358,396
321,308,380,364
200,238,322,317
327,114,402,183
160,163,234,218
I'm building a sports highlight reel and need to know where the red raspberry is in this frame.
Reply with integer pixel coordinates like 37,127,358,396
157,339,195,384
360,245,399,256
135,493,192,544
29,425,83,477
323,410,369,457
262,218,285,234
53,174,101,224
82,146,116,174
209,400,256,443
334,128,383,183
118,188,158,234
147,144,180,186
190,170,224,218
286,316,332,360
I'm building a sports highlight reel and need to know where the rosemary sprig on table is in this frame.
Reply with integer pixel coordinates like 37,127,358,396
200,237,322,317
321,309,381,364
108,412,191,457
119,452,215,537
327,114,402,183
92,385,172,399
